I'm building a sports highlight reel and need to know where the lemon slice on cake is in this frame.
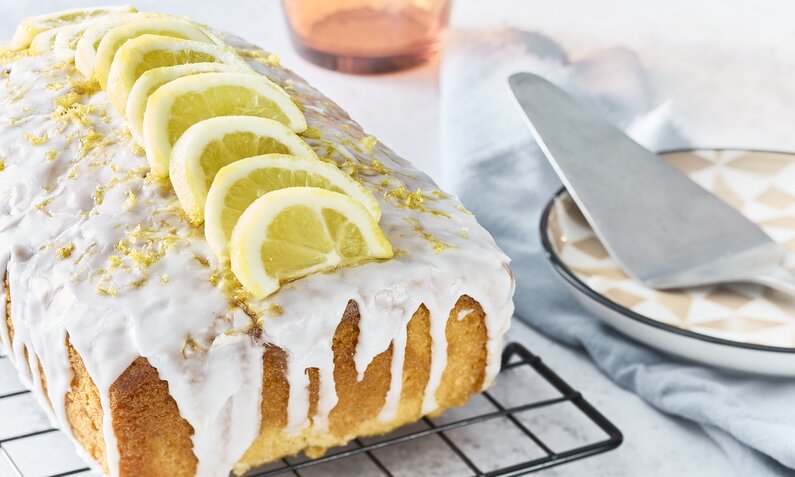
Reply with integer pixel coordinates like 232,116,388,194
94,18,222,89
170,117,318,224
230,187,392,298
28,26,66,55
74,13,151,77
30,22,96,58
10,5,136,50
126,63,251,142
106,35,251,113
52,22,102,61
142,72,306,178
203,154,381,258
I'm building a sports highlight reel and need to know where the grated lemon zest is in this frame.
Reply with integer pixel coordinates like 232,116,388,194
56,243,75,259
24,131,49,145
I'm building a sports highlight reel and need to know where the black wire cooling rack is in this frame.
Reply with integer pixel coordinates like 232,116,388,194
0,342,622,477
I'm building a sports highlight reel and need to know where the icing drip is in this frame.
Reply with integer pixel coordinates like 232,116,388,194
0,30,515,477
18,275,73,433
161,332,264,476
377,318,407,422
0,251,11,358
6,255,33,387
422,299,453,414
284,355,311,433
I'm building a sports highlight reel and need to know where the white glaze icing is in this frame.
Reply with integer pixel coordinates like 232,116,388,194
0,250,11,358
457,308,475,321
0,22,514,477
377,314,407,423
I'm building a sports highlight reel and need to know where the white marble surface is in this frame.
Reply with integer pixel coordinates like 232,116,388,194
3,0,795,475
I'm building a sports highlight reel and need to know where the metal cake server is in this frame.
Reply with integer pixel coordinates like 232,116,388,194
508,72,795,295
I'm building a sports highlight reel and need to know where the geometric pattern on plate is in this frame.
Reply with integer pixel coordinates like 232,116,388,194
547,149,795,348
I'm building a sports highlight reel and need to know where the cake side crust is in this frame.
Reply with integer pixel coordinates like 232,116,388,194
2,280,488,476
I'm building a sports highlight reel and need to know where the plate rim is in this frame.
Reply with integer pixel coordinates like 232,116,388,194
538,148,795,355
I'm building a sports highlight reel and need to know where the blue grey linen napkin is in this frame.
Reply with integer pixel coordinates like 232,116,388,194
440,29,795,476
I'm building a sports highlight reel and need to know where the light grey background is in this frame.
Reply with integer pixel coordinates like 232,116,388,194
3,1,795,475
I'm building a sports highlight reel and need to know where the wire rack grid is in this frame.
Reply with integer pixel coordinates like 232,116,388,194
0,342,622,477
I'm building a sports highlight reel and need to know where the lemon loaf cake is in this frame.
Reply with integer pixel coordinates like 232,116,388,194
0,7,515,477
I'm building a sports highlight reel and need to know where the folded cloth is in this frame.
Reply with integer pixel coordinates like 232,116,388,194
440,28,795,476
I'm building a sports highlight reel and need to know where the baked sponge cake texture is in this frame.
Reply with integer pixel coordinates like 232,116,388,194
0,7,515,477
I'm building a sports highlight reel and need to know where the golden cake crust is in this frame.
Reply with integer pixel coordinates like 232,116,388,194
4,277,487,476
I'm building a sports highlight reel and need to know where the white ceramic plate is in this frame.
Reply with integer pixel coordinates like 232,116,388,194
540,149,795,376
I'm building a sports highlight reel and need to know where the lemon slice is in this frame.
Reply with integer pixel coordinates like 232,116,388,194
11,5,136,50
75,13,150,77
52,22,99,61
126,63,250,142
94,18,222,89
106,35,251,113
143,72,306,178
28,25,65,55
170,117,319,225
230,187,393,298
30,22,94,58
54,11,145,63
204,154,382,259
